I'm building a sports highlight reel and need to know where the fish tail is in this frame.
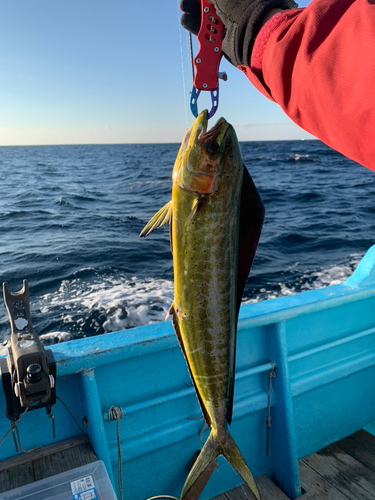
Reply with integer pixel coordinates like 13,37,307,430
180,428,260,500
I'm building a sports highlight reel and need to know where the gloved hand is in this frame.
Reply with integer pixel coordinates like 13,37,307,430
180,0,298,66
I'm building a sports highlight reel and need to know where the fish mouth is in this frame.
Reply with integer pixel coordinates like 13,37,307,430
191,110,230,150
175,110,231,195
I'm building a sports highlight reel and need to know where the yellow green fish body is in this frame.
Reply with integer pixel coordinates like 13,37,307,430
171,114,242,429
141,111,264,500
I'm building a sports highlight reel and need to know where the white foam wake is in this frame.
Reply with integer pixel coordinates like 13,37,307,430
19,254,362,346
243,254,362,304
37,274,174,341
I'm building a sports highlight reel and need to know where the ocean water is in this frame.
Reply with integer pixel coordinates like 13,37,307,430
0,139,374,345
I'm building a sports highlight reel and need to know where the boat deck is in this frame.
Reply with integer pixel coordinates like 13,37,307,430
0,434,96,494
0,430,374,499
212,430,375,500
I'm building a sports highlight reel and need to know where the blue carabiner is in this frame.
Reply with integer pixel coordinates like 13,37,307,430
190,85,219,120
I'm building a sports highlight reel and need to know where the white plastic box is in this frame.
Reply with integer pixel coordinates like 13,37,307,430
0,460,117,500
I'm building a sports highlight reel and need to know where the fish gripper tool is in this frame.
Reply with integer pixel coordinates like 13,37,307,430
190,0,226,119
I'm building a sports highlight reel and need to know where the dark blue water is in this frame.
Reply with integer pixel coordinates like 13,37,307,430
0,140,374,345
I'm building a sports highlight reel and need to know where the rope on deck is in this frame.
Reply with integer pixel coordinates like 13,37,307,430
143,496,179,499
266,362,276,455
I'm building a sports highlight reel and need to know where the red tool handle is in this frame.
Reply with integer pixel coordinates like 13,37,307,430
193,0,224,91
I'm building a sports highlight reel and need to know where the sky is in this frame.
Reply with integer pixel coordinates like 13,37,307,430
1,0,312,146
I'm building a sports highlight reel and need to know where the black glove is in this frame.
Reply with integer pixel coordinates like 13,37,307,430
180,0,298,66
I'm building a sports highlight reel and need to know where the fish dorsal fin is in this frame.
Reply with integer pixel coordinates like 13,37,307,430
139,200,172,238
169,303,212,428
227,165,265,425
236,166,265,317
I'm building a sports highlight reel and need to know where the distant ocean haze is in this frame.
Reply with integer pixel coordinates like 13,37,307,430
0,140,374,344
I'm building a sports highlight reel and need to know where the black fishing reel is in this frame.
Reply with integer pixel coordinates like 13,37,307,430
0,280,56,436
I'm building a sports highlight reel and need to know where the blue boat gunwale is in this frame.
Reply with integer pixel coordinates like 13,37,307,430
49,244,375,377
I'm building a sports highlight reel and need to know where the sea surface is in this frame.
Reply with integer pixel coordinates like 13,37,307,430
0,140,374,346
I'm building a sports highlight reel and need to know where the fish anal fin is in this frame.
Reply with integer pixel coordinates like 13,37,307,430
139,200,172,238
169,303,211,427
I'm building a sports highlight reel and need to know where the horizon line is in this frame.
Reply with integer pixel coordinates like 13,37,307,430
0,137,317,148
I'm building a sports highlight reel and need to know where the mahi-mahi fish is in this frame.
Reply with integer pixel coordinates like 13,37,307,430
140,110,265,500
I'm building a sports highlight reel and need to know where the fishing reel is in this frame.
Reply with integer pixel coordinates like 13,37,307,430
0,280,56,437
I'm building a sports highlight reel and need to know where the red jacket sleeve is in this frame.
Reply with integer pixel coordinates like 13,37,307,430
239,0,375,171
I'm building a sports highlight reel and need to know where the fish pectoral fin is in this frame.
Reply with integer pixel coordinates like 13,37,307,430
139,200,172,237
185,197,202,225
181,428,260,500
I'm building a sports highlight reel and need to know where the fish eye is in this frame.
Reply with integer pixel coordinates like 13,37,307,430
206,141,219,156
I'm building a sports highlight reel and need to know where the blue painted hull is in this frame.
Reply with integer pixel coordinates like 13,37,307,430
1,245,375,499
